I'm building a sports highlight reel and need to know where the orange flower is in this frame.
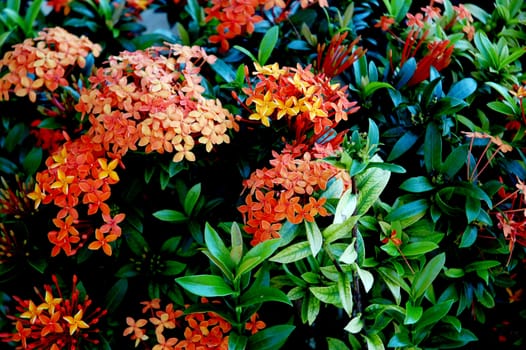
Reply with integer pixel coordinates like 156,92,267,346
88,229,118,256
245,313,266,335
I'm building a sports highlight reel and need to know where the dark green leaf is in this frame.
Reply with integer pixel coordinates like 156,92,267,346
385,199,429,228
247,325,295,350
399,176,435,193
412,253,445,299
104,279,128,313
228,333,248,350
22,147,42,175
424,123,442,173
176,275,234,297
161,260,186,276
395,57,416,89
160,236,182,254
183,183,201,216
415,299,454,332
387,131,419,161
5,123,28,152
239,286,291,307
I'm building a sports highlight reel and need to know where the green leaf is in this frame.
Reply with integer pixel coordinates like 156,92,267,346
355,155,391,215
211,58,236,83
411,253,445,299
270,241,311,263
459,224,478,248
258,25,279,65
230,222,243,265
247,325,295,350
237,239,281,278
387,131,419,161
327,337,350,349
176,275,234,297
152,209,187,223
204,222,234,270
465,260,500,273
441,145,468,179
363,82,393,98
323,215,360,243
401,242,438,257
305,220,322,257
404,301,423,325
395,57,416,89
115,263,139,278
228,333,248,350
239,286,291,307
104,279,128,313
310,284,341,305
183,183,201,216
364,333,385,350
399,176,435,193
22,147,43,175
356,266,374,293
234,45,257,62
415,299,454,332
384,199,429,228
344,316,364,334
424,122,442,173
161,260,186,276
23,0,43,34
333,189,357,224
5,123,29,152
160,236,182,254
338,271,353,316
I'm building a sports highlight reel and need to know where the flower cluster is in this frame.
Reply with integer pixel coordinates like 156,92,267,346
0,223,18,264
378,0,475,86
76,44,238,162
124,298,265,349
28,134,125,257
239,143,351,245
204,0,328,52
241,62,359,137
0,275,107,349
0,27,101,103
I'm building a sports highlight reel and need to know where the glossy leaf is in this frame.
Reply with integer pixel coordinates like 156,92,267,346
152,209,187,223
183,183,201,216
237,239,281,278
412,253,445,299
270,241,311,263
399,176,435,193
258,25,279,65
246,325,295,350
176,275,234,297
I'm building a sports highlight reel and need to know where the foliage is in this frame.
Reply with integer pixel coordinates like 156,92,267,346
1,0,526,349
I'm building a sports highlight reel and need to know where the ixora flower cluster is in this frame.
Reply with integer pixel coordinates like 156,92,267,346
124,298,265,349
2,0,526,348
0,275,106,349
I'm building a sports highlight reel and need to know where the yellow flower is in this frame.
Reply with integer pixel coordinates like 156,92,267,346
63,309,89,335
38,290,62,314
27,183,46,209
254,62,286,79
50,169,75,194
97,158,120,182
